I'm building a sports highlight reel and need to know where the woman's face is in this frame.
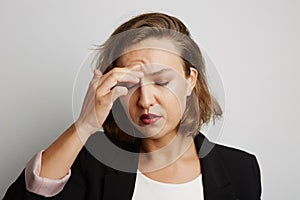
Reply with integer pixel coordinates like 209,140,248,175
116,38,197,140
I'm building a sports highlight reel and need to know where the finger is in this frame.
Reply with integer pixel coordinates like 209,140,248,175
101,64,142,77
96,86,128,109
111,86,128,102
93,68,103,79
97,72,141,96
96,69,143,95
89,69,103,88
98,66,142,84
127,65,142,71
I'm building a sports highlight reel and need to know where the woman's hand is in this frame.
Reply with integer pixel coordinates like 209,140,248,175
38,65,143,180
74,65,143,143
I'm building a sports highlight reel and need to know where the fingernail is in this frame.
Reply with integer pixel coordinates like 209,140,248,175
134,71,144,77
94,69,101,75
132,65,142,70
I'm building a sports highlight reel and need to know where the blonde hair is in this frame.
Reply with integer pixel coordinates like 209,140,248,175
95,12,222,143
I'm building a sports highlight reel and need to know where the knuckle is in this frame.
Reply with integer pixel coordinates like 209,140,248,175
95,90,102,99
110,71,118,79
111,67,120,73
97,96,111,107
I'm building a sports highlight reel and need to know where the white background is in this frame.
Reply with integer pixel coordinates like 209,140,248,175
1,0,299,199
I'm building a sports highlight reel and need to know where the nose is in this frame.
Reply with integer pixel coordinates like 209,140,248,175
137,83,156,109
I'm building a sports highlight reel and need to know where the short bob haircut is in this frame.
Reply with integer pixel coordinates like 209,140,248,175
95,12,222,143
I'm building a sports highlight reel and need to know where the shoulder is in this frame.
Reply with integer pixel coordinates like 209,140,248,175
210,142,261,177
214,143,259,167
213,143,262,197
195,133,260,173
195,133,262,198
215,143,261,181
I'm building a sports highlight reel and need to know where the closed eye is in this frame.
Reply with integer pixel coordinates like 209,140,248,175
155,81,169,86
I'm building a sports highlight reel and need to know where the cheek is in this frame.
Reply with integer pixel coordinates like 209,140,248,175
165,82,188,115
165,92,186,119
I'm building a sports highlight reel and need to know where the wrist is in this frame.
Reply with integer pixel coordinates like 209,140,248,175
73,122,94,144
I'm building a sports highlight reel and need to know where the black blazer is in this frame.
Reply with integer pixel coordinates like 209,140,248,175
3,133,262,200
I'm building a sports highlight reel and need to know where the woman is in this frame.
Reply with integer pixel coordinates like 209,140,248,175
3,12,261,200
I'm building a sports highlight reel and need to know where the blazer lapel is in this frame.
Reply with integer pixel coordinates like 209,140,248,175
102,134,237,200
194,133,237,200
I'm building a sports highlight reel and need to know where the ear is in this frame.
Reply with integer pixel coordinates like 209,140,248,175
186,67,198,96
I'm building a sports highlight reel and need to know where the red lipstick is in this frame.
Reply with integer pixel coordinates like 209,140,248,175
140,113,161,125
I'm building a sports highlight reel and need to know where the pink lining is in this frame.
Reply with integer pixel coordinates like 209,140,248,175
25,150,71,197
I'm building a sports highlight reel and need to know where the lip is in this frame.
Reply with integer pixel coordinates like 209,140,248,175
140,113,162,125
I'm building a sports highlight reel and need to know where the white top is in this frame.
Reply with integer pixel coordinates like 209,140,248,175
132,169,204,200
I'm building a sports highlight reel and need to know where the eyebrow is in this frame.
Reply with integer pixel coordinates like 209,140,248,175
148,68,173,76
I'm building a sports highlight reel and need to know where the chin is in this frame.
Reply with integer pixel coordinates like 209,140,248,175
135,127,162,139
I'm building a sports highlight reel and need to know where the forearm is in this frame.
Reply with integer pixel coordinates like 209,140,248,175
40,123,88,179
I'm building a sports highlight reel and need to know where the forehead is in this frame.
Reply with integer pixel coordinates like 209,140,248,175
116,38,185,75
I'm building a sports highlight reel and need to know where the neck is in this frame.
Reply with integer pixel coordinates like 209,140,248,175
138,132,195,173
140,130,177,152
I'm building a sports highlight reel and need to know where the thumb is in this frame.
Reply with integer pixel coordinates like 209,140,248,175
93,68,103,79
